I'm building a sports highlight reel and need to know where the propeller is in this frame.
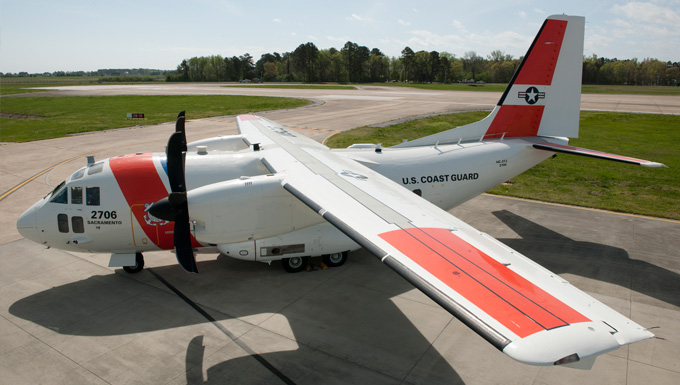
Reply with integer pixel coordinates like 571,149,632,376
149,111,198,273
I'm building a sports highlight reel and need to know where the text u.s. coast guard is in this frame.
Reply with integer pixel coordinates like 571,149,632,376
402,172,480,185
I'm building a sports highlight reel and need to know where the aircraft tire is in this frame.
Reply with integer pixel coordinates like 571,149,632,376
123,253,145,274
282,256,308,273
322,251,348,267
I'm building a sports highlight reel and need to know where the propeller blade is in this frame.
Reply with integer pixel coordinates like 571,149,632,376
166,132,187,193
175,111,187,152
159,110,198,273
174,213,198,273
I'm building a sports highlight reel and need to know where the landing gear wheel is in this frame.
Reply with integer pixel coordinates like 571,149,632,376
322,251,348,267
123,252,144,274
282,256,308,273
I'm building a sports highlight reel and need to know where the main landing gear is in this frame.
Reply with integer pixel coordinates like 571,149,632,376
123,252,145,274
281,251,348,273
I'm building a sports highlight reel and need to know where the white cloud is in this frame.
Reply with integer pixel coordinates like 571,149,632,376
452,20,468,33
398,19,411,26
347,13,373,22
612,1,680,26
272,18,282,24
516,11,527,18
326,35,350,44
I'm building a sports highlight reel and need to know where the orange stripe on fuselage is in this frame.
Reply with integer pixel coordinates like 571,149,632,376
110,153,175,250
109,153,201,250
379,228,589,338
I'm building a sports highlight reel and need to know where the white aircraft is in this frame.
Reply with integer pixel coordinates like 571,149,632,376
17,15,665,368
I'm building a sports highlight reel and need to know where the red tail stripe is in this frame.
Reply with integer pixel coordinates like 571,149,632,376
514,19,567,86
485,105,545,138
379,227,590,338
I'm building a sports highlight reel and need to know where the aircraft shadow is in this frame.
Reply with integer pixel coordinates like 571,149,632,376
9,251,465,384
492,210,680,308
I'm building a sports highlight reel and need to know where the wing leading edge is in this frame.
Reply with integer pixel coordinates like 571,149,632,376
236,115,654,366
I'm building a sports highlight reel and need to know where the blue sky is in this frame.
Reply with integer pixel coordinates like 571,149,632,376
1,0,678,73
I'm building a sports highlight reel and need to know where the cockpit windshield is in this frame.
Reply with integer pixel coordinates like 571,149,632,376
46,181,66,200
49,181,67,203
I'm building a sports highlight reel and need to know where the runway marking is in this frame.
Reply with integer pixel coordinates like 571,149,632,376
147,268,296,385
482,193,680,224
0,151,98,203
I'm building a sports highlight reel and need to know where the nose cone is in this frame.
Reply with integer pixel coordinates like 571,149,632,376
17,204,40,243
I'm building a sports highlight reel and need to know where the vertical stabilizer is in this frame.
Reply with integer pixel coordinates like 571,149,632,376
395,15,585,148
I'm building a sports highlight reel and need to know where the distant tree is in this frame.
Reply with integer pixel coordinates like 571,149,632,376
293,42,319,82
401,47,415,81
368,48,388,82
342,42,370,82
263,62,278,81
429,51,440,83
463,51,484,81
240,53,255,79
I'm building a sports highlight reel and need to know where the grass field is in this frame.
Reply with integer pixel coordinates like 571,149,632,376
0,95,310,142
327,111,680,220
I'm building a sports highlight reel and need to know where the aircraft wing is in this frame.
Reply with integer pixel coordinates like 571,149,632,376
236,115,654,366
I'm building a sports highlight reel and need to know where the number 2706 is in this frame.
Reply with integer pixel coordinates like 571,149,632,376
91,210,117,219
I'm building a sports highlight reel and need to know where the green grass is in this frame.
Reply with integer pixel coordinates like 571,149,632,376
0,76,165,95
325,111,490,148
223,84,356,90
0,95,310,142
327,111,680,220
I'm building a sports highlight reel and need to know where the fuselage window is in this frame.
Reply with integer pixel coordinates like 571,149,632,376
86,187,100,206
87,162,104,175
50,186,68,204
72,168,86,180
72,216,84,233
71,186,83,204
58,214,69,233
413,189,422,197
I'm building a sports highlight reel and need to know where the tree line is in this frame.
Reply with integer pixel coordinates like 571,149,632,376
166,41,679,86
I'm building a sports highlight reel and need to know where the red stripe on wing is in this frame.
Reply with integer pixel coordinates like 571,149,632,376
379,227,590,338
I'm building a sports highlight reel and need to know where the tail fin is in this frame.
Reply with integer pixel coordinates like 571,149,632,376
396,15,585,148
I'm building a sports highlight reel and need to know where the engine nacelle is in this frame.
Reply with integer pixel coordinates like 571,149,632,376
217,222,360,262
187,135,249,152
188,174,322,245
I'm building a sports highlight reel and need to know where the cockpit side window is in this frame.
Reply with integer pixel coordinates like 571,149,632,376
86,187,100,206
71,186,83,204
50,184,68,204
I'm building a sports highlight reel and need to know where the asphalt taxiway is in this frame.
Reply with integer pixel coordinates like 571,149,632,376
1,85,679,384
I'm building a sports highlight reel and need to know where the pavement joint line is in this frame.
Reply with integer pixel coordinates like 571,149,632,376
146,267,296,385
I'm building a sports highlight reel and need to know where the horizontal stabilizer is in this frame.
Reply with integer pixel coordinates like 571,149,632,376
533,142,667,167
